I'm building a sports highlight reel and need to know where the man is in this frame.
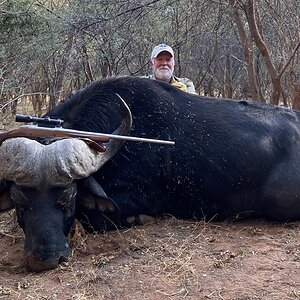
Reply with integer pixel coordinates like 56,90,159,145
147,44,197,94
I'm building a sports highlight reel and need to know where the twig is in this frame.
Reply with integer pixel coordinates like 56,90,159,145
0,231,22,239
155,287,187,297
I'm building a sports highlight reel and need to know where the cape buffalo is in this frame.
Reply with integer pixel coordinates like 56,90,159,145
1,76,300,271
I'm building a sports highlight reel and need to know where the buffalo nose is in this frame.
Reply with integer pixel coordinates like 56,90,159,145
25,251,70,272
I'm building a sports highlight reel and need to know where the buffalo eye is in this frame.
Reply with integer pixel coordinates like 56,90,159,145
9,185,29,228
10,184,31,208
56,184,77,211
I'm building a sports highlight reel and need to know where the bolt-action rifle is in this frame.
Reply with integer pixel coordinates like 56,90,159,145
0,114,175,151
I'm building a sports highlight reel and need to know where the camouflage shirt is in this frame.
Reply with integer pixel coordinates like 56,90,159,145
144,75,197,95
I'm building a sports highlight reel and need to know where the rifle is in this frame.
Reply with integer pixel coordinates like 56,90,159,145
0,114,175,150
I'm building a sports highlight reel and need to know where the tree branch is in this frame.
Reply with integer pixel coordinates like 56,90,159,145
279,40,300,78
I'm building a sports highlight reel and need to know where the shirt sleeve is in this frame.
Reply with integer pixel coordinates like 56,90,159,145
174,77,198,95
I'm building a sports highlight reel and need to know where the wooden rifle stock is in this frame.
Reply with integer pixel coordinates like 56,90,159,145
0,125,175,146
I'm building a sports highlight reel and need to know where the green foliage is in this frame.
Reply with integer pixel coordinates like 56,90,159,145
0,0,40,42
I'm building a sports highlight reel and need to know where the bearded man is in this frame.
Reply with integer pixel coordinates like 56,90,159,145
147,44,197,94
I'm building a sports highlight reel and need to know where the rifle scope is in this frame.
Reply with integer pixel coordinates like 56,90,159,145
15,114,64,127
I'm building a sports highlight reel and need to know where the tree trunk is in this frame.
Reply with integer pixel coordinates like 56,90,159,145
245,0,281,105
292,80,300,110
229,0,261,101
47,29,75,111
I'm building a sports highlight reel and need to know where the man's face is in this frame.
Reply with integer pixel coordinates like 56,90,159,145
151,51,174,83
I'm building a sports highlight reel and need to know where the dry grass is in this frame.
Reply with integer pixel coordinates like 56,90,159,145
1,212,300,299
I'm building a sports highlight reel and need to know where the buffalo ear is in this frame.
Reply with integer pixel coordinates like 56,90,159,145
77,176,120,213
0,180,14,211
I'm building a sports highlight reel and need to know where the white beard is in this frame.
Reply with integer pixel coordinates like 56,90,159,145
154,68,172,82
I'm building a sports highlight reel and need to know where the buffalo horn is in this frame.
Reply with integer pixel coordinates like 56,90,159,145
0,95,132,186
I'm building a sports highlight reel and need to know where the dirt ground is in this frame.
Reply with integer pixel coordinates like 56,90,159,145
1,211,300,300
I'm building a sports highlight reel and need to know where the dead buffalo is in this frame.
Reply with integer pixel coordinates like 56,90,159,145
1,76,300,271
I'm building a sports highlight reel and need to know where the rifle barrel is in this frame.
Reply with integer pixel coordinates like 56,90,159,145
20,125,175,145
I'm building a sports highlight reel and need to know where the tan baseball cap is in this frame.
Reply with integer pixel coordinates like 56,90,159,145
151,44,174,59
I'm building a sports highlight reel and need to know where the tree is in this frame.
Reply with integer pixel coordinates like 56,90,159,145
1,0,300,122
229,0,300,105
